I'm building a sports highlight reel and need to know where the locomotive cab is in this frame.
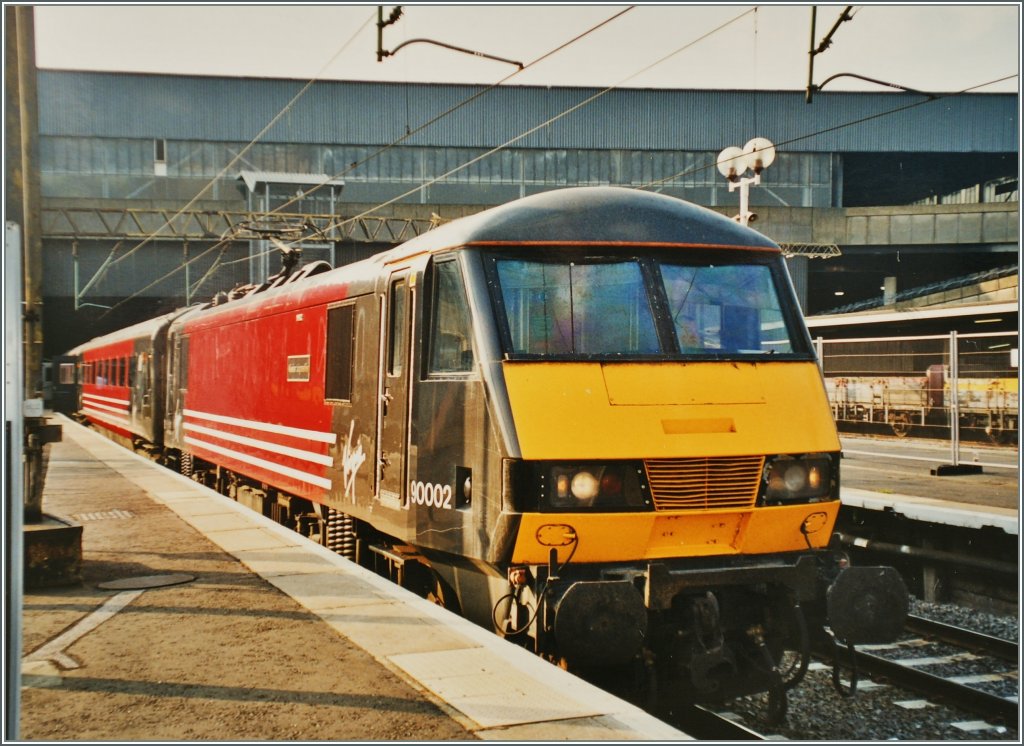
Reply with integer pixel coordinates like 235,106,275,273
397,189,908,707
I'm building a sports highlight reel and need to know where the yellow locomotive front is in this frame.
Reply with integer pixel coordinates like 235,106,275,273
455,190,907,709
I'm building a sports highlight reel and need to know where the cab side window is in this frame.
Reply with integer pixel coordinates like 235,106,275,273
428,260,475,374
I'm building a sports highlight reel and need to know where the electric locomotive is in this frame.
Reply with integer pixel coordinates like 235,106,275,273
70,187,907,710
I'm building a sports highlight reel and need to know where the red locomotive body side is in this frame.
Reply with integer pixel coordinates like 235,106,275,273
173,279,361,503
79,339,135,440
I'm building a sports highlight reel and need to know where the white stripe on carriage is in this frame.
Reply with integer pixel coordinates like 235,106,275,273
183,435,333,491
83,407,131,430
183,409,336,445
82,400,130,417
184,421,333,467
83,392,130,407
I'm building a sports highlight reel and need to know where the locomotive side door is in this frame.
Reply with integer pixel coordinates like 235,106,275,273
164,333,189,449
376,271,413,508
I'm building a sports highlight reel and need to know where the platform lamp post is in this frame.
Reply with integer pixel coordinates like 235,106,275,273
716,137,777,228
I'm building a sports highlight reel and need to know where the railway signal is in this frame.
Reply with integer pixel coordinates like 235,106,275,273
716,137,776,228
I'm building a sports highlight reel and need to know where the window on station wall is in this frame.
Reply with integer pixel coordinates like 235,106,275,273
154,139,167,176
325,304,355,401
428,259,476,374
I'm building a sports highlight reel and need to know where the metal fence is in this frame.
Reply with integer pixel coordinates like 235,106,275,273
816,331,1019,471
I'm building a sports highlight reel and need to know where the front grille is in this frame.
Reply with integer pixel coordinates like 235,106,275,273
644,456,764,511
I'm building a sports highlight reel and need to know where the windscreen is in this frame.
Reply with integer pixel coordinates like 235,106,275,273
495,260,661,355
660,263,793,354
490,252,803,358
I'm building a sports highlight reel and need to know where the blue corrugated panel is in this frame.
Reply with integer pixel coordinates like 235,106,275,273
37,70,1017,154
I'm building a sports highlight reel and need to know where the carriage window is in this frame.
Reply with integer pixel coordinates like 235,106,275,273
495,259,660,355
659,263,793,354
59,363,75,385
429,260,475,373
325,304,355,401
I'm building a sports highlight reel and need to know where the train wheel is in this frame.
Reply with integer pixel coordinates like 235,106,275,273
889,413,911,438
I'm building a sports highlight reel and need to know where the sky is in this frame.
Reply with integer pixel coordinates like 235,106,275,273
31,4,1021,94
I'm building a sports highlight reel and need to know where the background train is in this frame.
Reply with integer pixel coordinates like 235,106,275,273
807,303,1019,444
56,187,907,717
825,368,1019,443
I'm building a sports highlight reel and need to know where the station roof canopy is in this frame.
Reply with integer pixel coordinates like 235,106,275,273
238,171,345,192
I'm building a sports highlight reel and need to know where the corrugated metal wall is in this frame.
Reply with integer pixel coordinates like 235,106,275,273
37,71,1018,153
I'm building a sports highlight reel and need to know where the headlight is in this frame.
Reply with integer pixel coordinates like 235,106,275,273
521,462,652,512
764,454,834,504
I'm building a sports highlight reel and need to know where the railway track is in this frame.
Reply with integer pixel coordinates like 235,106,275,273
835,615,1018,725
904,614,1018,662
673,704,767,740
700,610,1018,740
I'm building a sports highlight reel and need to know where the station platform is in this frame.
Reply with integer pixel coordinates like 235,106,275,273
19,418,688,741
841,487,1018,536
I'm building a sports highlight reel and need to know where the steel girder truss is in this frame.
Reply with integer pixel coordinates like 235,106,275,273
42,206,435,245
778,242,842,259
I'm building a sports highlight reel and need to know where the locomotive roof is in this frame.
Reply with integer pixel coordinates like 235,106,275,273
381,186,780,262
66,308,189,355
169,187,783,330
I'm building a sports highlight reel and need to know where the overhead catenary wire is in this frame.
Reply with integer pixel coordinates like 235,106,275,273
266,6,637,216
639,72,1019,191
100,9,377,275
291,6,760,248
103,6,640,314
220,5,759,274
98,11,377,317
241,69,1018,276
101,11,1014,316
167,67,1020,294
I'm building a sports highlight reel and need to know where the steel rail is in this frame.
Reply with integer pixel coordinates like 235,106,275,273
676,703,766,740
905,614,1018,663
844,646,1018,724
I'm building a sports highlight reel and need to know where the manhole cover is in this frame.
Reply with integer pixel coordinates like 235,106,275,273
97,573,196,590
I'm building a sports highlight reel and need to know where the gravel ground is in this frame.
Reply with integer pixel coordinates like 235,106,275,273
910,597,1019,642
722,596,1019,740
